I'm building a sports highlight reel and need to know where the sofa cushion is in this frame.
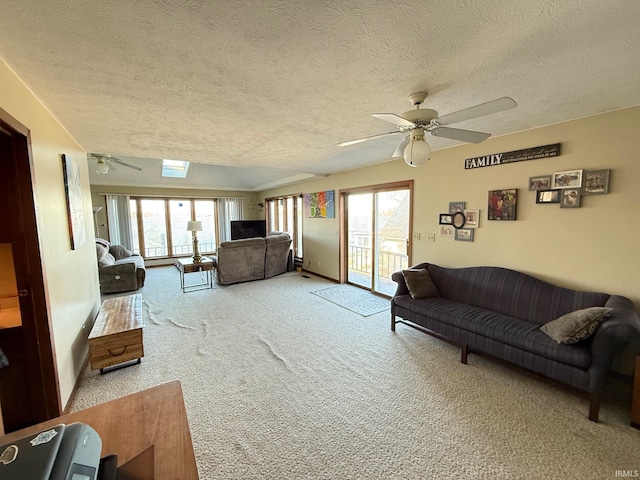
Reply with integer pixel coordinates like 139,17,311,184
96,242,110,264
109,244,132,260
219,237,265,248
402,268,439,299
393,295,592,368
99,252,116,267
426,264,610,325
540,307,613,344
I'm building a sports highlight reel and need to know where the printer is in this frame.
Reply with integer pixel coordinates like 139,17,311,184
0,422,102,480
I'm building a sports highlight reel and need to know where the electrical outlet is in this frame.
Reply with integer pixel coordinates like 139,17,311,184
427,233,436,242
413,233,421,241
318,261,321,267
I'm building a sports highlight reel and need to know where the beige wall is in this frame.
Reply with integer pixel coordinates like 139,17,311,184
262,106,640,309
0,59,101,409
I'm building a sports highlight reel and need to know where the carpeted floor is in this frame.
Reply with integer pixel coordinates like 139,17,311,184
71,266,640,479
311,284,390,316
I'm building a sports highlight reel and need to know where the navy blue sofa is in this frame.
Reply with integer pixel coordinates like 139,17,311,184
391,263,640,422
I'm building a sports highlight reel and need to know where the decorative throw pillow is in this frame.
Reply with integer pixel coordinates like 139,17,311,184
109,244,132,260
540,307,613,344
96,238,110,248
402,268,440,299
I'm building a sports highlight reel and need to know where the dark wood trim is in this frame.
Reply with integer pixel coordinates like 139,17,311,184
339,180,414,291
0,107,62,422
338,191,346,284
631,356,640,428
339,180,414,195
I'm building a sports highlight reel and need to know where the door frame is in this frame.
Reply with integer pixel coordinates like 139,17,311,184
0,107,61,427
339,180,414,287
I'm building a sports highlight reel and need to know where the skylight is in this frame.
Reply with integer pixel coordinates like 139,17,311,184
162,159,190,178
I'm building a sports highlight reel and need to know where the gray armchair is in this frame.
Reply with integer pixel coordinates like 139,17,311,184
96,240,146,293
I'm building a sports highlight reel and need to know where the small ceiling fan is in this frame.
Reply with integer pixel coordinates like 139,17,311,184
88,153,142,175
338,93,517,167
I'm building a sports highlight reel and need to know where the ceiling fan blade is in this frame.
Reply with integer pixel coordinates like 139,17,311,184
430,126,491,144
338,130,405,147
109,157,142,171
436,97,517,126
392,135,410,158
105,160,117,170
371,113,415,127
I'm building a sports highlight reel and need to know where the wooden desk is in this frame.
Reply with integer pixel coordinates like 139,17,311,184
0,380,199,479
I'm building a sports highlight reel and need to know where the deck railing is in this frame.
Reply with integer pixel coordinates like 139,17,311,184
137,242,217,258
348,245,407,278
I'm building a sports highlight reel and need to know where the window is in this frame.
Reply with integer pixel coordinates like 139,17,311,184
140,199,168,257
127,197,236,259
169,200,193,255
194,200,216,253
162,159,190,178
265,194,303,259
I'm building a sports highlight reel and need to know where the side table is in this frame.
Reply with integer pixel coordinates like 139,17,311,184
176,257,214,292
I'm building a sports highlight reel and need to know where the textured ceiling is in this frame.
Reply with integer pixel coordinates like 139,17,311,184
1,0,640,190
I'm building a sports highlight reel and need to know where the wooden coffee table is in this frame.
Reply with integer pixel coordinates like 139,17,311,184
176,257,214,292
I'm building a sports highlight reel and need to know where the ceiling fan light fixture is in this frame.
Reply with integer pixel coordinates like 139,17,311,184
95,160,109,175
403,133,431,167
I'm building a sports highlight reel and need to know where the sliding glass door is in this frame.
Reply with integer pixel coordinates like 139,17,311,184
344,182,412,296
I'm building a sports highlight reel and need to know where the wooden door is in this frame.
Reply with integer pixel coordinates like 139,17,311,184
0,113,59,432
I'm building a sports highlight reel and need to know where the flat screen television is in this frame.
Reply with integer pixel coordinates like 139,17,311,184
230,220,267,240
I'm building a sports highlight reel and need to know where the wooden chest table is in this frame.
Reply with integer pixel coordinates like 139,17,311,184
88,294,144,373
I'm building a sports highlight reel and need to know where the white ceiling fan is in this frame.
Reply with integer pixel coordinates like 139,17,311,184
338,93,517,167
88,153,142,175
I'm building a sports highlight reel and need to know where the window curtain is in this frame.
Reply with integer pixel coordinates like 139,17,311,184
217,198,244,242
106,194,133,250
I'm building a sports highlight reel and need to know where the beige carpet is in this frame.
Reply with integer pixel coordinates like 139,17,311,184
71,266,640,479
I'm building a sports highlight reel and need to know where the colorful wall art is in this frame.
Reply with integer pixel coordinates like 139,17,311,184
304,190,335,218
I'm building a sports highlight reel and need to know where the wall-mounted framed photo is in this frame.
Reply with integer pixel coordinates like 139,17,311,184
528,175,551,191
439,213,453,225
582,169,610,195
535,189,561,204
488,189,517,220
560,188,581,208
452,211,466,229
464,209,479,228
449,201,465,213
455,228,474,242
552,169,583,189
440,225,455,238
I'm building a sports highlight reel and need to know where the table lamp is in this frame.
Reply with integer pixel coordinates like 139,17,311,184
186,221,203,263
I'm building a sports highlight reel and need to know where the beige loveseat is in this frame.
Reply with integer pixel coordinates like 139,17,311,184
212,232,292,285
